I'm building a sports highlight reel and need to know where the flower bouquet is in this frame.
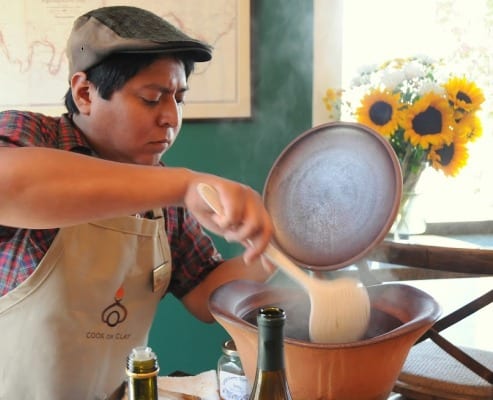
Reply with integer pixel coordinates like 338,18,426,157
323,56,485,234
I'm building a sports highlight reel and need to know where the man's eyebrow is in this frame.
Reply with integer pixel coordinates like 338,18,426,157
142,84,189,93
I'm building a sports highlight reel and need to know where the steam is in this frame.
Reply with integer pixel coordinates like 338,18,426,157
265,257,401,343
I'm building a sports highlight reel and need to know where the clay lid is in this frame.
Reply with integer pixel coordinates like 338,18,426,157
263,122,402,271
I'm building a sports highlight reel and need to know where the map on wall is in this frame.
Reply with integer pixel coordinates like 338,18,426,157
0,0,251,119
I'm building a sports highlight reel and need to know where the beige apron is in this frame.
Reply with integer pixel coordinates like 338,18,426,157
0,210,171,400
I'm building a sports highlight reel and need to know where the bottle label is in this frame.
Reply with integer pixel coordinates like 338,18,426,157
219,370,250,400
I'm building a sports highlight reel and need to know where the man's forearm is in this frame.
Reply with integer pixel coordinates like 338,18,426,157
0,146,194,228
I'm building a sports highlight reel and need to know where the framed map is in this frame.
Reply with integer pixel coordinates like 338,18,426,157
0,0,251,119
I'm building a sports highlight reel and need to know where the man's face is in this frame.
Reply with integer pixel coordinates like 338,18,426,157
81,57,187,166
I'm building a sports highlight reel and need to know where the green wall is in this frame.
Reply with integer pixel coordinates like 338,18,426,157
148,0,314,375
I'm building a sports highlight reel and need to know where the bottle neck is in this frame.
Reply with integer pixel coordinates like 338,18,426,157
257,322,285,371
249,308,292,400
126,346,159,400
256,307,287,372
127,375,158,400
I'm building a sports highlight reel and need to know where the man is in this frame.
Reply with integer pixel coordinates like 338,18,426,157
0,6,273,399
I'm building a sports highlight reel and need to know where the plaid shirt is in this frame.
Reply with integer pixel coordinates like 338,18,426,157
0,110,223,297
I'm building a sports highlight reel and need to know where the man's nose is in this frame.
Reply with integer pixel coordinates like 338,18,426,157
157,98,180,128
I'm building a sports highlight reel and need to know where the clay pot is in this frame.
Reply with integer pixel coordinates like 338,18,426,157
209,280,441,400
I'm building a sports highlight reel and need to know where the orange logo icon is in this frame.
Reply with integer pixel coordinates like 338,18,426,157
101,285,128,327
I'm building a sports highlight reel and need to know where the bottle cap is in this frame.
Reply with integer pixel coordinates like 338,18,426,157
222,339,239,357
129,346,156,362
126,346,159,377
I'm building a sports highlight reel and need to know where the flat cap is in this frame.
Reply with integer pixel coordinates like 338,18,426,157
67,6,212,78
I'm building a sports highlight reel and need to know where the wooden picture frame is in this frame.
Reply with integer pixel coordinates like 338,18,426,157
0,0,251,119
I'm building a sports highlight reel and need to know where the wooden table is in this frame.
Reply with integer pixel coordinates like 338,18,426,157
368,234,493,275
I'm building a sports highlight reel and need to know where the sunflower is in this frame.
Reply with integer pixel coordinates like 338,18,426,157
322,88,343,120
323,88,341,109
324,56,485,186
443,76,485,118
428,135,469,177
355,89,401,136
456,113,483,142
401,92,455,149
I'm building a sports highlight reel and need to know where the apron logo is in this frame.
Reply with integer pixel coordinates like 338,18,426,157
101,285,128,327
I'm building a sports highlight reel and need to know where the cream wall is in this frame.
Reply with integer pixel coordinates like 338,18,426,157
312,0,343,126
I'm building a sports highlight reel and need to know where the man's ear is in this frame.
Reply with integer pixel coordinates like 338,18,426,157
70,72,92,115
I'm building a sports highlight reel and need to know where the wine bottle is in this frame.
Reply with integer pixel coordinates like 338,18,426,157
126,346,159,400
248,307,293,400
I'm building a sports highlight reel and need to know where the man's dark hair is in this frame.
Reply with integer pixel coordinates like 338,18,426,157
64,52,195,113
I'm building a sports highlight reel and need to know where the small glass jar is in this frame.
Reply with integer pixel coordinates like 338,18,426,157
217,339,250,400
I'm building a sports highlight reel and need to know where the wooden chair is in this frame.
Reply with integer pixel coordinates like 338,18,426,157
365,235,493,399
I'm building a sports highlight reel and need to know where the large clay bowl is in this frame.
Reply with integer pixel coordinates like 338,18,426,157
209,280,441,400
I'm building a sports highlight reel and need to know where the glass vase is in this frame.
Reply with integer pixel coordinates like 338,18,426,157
391,191,426,240
391,164,427,240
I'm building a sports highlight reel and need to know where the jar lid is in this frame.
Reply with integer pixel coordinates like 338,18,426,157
222,339,238,357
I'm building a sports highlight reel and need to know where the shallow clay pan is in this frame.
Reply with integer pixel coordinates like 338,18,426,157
263,121,402,271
